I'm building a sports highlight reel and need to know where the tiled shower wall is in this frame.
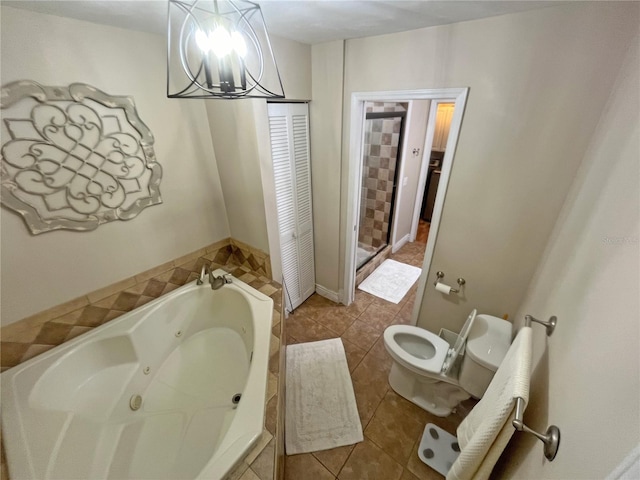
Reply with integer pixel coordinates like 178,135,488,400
358,102,407,249
0,237,272,372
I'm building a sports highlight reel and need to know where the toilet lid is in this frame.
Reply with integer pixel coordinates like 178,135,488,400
442,309,477,375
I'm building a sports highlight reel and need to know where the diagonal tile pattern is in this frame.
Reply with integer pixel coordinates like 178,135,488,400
284,241,476,480
0,239,273,373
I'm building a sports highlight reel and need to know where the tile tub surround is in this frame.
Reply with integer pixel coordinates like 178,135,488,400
283,241,475,480
0,237,272,371
276,288,286,480
1,243,282,480
231,238,273,279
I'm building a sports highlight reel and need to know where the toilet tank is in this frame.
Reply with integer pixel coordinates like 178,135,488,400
458,314,513,398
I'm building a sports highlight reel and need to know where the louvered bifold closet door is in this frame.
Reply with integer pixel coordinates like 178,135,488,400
291,108,315,303
268,103,315,312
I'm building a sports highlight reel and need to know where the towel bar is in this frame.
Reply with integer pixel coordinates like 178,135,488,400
512,397,560,461
512,314,560,461
524,314,557,336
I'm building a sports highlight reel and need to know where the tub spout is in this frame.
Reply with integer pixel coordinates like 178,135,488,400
197,264,208,285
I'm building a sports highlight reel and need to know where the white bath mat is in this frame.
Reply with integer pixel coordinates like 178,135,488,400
285,338,363,455
418,423,460,476
358,259,421,304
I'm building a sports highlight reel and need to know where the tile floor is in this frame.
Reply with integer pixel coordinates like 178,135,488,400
284,241,474,480
416,220,430,244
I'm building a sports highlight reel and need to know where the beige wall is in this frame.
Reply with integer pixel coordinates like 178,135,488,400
206,100,270,252
493,37,639,480
205,35,311,275
321,3,639,333
0,7,230,326
393,99,430,246
271,35,312,101
310,40,345,294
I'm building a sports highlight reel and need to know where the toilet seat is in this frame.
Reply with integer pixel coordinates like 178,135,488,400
384,325,450,375
442,309,477,375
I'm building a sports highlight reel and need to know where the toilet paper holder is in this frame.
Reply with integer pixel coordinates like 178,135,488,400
433,271,466,294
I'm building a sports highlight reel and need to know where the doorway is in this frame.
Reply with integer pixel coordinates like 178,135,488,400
344,88,469,322
356,103,407,271
414,101,455,243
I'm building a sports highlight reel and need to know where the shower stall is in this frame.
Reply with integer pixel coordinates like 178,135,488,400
356,102,406,270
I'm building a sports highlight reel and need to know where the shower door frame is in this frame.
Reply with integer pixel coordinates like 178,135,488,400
343,88,469,322
357,110,407,270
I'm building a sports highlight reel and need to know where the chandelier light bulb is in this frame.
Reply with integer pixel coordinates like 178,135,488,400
195,29,211,53
231,31,247,58
210,25,232,57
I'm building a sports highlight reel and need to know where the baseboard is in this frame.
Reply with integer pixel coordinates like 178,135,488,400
315,284,340,303
392,234,411,253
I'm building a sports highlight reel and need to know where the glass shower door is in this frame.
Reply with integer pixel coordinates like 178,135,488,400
356,112,405,270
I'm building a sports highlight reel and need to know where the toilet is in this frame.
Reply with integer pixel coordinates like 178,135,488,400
383,310,513,417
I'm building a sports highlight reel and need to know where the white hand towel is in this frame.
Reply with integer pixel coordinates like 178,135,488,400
446,326,532,480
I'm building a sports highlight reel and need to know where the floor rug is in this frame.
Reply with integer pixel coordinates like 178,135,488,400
357,258,421,304
285,338,363,454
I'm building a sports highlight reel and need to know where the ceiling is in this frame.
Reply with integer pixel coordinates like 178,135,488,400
2,0,563,44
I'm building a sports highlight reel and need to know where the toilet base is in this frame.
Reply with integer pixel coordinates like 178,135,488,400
388,362,470,417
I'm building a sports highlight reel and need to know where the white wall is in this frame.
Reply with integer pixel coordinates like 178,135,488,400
493,37,639,480
392,99,430,247
0,7,230,326
323,3,638,333
310,40,345,295
205,35,311,272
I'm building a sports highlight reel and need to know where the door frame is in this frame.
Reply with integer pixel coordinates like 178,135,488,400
343,88,469,313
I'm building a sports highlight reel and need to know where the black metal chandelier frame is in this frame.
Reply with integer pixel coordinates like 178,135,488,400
167,0,285,99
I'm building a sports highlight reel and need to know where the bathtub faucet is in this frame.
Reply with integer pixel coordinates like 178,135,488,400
210,272,232,290
197,264,232,289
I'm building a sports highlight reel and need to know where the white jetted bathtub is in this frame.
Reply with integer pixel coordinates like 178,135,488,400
1,269,274,480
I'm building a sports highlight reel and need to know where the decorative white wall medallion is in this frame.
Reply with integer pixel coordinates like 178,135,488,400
1,81,162,234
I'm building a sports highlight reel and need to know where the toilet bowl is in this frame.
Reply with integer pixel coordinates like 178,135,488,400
383,311,512,417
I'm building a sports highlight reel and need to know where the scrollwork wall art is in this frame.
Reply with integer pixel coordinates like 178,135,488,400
1,81,162,234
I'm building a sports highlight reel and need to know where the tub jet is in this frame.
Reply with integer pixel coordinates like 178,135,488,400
130,394,143,411
232,393,242,405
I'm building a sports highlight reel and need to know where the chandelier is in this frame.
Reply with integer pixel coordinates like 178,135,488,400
167,0,285,99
